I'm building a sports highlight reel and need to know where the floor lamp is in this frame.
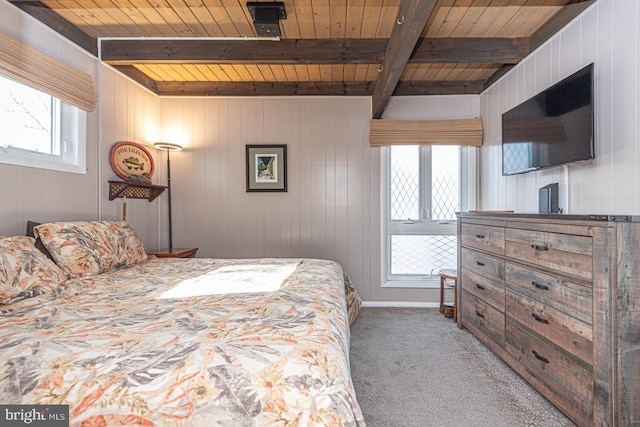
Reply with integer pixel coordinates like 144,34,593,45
154,142,183,249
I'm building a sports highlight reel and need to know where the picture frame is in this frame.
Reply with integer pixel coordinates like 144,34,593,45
246,144,287,192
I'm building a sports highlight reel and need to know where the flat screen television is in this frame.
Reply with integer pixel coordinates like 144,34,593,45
502,63,594,176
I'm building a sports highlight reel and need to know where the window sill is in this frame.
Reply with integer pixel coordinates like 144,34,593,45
0,152,86,174
382,279,441,289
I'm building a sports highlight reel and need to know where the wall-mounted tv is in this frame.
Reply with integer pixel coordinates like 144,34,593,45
502,63,594,176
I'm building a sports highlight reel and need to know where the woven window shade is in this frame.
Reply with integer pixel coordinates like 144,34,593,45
0,30,96,112
369,118,483,147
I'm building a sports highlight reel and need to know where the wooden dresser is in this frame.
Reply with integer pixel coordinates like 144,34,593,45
457,213,640,426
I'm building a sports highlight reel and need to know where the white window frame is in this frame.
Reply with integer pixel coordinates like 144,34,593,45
381,145,477,288
0,77,87,174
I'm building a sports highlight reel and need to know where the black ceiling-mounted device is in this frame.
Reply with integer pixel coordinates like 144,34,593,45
246,2,287,37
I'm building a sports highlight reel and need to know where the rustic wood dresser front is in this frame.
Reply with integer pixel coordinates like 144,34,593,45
457,213,639,426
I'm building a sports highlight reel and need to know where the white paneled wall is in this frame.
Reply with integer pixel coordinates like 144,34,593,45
155,97,381,300
479,0,640,215
99,65,161,248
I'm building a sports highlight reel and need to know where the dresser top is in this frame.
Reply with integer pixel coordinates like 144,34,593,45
457,212,640,223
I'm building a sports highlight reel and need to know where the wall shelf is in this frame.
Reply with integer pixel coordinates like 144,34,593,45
108,180,166,202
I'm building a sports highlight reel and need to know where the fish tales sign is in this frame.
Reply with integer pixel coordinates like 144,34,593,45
110,141,155,184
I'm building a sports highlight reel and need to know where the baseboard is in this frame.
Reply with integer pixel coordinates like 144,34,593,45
362,301,439,308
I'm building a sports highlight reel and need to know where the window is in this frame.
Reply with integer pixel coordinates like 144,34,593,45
382,144,476,287
0,74,86,173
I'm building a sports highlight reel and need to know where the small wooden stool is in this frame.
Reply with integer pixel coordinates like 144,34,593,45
439,269,458,322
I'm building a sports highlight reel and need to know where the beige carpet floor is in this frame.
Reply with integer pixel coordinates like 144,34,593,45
349,307,577,427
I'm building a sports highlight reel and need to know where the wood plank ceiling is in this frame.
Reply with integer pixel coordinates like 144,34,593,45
10,0,595,117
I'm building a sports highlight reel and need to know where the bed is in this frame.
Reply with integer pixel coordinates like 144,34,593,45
0,220,364,426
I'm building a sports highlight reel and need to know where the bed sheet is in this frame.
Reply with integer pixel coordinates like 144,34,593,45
0,257,365,426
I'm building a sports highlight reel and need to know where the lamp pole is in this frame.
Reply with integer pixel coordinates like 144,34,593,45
154,142,183,249
166,149,173,249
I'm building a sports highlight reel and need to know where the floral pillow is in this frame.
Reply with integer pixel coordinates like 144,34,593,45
34,221,148,279
0,236,67,303
26,220,55,262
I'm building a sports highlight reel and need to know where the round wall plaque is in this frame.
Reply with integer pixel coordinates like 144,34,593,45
109,141,155,184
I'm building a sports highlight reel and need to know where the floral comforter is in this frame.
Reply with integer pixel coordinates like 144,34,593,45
0,257,365,426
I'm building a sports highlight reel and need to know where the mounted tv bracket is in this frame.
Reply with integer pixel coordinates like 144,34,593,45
247,2,287,37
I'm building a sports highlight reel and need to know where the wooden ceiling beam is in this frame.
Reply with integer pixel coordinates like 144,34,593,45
371,0,438,119
153,81,376,96
147,80,483,97
101,39,387,64
100,37,527,65
393,80,484,96
8,1,97,55
410,37,527,65
482,65,515,91
112,65,157,93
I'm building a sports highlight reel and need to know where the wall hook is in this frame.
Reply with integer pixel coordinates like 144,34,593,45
397,16,405,25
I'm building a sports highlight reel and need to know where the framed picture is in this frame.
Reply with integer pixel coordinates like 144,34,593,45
246,144,287,192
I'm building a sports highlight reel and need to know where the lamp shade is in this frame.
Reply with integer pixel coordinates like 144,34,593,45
154,142,183,151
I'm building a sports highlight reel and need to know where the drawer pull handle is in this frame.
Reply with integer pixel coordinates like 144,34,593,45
475,310,485,319
532,350,550,364
475,234,485,239
532,281,550,291
475,261,485,267
531,244,549,251
532,313,550,324
475,283,485,290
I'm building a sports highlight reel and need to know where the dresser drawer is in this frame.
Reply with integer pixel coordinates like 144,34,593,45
506,319,593,418
461,268,505,312
461,224,505,255
461,248,505,281
505,228,592,281
506,289,592,364
461,290,505,347
505,262,592,324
